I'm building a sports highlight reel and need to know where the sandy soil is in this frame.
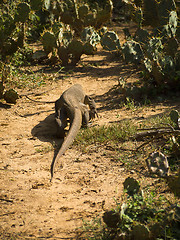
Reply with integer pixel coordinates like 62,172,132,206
0,40,179,239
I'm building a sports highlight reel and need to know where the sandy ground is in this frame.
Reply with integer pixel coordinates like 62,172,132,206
0,42,179,239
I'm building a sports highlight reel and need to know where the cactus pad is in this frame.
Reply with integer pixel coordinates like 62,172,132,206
122,40,143,63
101,31,121,51
42,31,57,54
83,42,96,55
78,5,89,19
15,3,30,23
67,39,84,56
30,0,43,11
123,177,141,196
4,89,19,104
0,82,4,99
170,110,179,127
132,224,150,240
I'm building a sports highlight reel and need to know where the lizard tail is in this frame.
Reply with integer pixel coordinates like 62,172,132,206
50,108,82,181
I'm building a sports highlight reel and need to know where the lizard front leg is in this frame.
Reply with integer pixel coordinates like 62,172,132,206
79,103,90,127
84,95,98,120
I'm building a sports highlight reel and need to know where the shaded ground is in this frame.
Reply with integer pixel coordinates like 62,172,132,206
0,31,180,239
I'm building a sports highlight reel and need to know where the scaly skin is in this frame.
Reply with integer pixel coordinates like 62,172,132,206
50,84,98,181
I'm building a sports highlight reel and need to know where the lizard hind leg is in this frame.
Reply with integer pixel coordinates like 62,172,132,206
55,108,68,138
55,118,66,138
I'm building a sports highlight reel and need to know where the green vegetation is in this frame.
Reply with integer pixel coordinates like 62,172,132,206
39,0,113,65
76,109,180,239
75,111,176,149
0,0,179,103
35,144,53,153
81,178,180,239
75,120,137,147
0,1,179,238
0,2,30,62
6,69,46,91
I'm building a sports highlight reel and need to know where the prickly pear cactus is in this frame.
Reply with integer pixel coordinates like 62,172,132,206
57,46,69,66
78,4,89,19
37,0,114,66
30,0,43,11
95,0,113,29
101,31,121,51
103,210,120,228
170,110,180,128
81,27,95,42
151,60,164,84
81,27,99,43
81,27,100,53
158,0,176,26
0,82,4,99
52,22,63,38
146,38,163,61
99,27,108,37
143,0,159,27
67,39,84,64
165,37,178,57
123,177,141,196
61,11,74,25
143,58,152,72
84,11,97,27
90,32,101,46
4,89,19,104
55,0,112,32
44,0,51,10
122,40,143,64
175,51,180,70
15,3,30,23
132,224,150,240
67,39,84,56
176,21,180,42
143,0,176,27
0,13,16,42
135,28,149,45
42,31,57,54
83,42,96,55
60,31,73,48
58,28,64,45
120,0,179,87
168,11,178,37
134,0,143,7
146,152,169,177
161,55,175,76
134,6,143,28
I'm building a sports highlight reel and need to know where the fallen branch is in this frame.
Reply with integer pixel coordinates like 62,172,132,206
0,198,14,203
136,126,173,131
134,129,180,140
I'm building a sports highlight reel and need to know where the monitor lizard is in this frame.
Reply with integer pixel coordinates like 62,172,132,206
50,84,98,181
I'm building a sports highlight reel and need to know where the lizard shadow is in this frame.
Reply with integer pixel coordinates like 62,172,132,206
31,113,65,161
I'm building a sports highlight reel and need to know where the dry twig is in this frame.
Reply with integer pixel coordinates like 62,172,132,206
134,126,180,150
0,198,13,203
135,129,180,140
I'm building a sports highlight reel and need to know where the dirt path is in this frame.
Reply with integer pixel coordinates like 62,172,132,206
0,45,177,239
